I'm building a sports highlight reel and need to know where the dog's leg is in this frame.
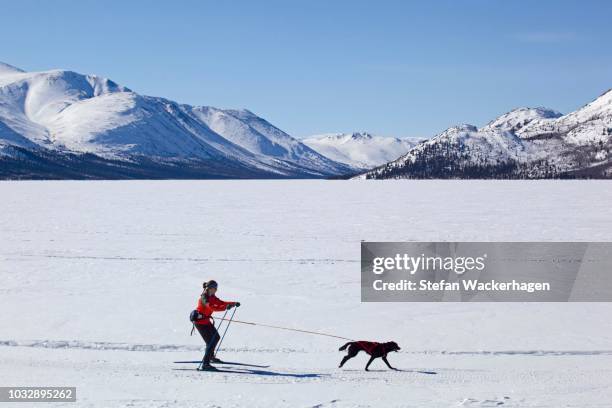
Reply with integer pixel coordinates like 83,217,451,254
339,345,360,368
364,356,376,371
339,354,352,368
382,355,397,370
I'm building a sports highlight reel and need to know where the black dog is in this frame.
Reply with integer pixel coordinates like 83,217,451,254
338,341,401,371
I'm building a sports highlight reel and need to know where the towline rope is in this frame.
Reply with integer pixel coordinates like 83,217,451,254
215,317,354,341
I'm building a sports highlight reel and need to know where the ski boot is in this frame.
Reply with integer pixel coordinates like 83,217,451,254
198,363,218,371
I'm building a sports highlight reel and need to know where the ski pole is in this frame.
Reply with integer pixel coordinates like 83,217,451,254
214,309,229,337
214,307,237,358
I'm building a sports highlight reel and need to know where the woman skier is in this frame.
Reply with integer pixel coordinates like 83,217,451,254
192,279,240,370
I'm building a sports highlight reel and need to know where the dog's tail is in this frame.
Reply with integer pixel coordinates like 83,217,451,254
339,342,353,351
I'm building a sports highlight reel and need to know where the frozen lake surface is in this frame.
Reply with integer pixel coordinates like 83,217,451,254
1,180,611,407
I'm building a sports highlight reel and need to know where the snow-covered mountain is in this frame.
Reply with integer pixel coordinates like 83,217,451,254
0,63,351,179
482,107,562,133
3,61,609,179
358,93,611,179
191,107,347,175
302,132,415,169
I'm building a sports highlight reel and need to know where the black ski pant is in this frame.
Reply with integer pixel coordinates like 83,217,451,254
195,323,220,364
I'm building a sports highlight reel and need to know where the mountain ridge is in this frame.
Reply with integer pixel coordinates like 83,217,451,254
2,62,610,179
357,92,611,179
0,63,352,179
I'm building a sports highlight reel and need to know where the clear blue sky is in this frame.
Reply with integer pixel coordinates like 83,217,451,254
2,0,611,138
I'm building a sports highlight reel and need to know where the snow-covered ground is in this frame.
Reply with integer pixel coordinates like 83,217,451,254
1,180,612,407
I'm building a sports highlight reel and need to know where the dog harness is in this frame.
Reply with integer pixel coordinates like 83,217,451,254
356,341,385,355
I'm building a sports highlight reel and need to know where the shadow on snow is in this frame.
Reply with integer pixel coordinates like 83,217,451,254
341,368,437,375
173,367,328,379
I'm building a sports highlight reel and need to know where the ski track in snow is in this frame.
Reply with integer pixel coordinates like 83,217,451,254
0,340,305,354
2,339,612,357
6,253,358,264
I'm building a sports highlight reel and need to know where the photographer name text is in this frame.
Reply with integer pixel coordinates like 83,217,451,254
371,254,550,293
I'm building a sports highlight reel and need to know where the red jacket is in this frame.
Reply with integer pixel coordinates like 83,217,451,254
195,293,235,326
